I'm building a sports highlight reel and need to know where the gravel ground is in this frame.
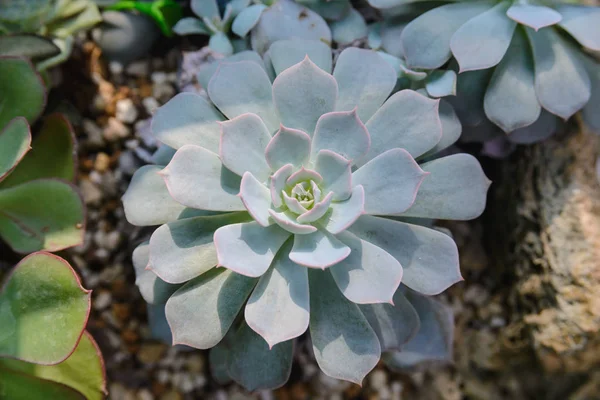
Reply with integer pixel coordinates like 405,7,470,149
41,38,517,400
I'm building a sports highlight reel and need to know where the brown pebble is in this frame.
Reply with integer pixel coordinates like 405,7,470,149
290,383,309,400
122,329,139,344
138,343,167,364
159,390,182,400
112,303,131,321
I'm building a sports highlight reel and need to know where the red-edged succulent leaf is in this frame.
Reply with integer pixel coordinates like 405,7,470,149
0,252,91,365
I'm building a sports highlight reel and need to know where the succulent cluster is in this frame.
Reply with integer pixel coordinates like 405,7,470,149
0,0,101,69
0,56,84,253
0,252,106,399
174,0,330,55
368,0,600,143
123,39,490,389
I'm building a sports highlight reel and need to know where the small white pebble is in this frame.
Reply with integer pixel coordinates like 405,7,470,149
116,98,138,124
142,97,160,114
151,71,168,85
109,61,124,75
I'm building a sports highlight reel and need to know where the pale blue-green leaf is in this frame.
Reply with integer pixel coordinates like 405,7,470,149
507,110,557,144
133,242,180,305
209,32,234,56
209,342,232,384
300,0,351,20
380,20,406,58
400,2,492,69
162,145,244,211
249,0,331,55
147,304,173,344
447,66,493,127
232,4,267,38
272,57,338,136
580,55,600,132
165,268,257,348
425,70,457,98
311,109,370,162
450,2,516,72
297,192,333,223
265,126,311,171
289,229,350,268
151,93,224,152
353,149,427,215
223,0,252,22
360,90,441,165
359,289,420,351
331,8,368,45
208,61,279,132
484,28,540,132
330,231,402,304
333,47,396,122
245,240,309,348
321,185,364,234
268,210,317,235
215,222,291,277
228,322,293,391
308,269,380,384
149,213,251,284
368,22,382,50
400,154,490,220
151,145,176,165
173,17,209,35
423,99,461,156
240,172,272,226
348,215,462,295
268,39,332,75
314,150,352,201
220,113,272,181
506,4,562,31
122,165,187,226
384,291,454,369
270,164,294,208
191,0,219,19
526,27,590,119
282,192,308,214
557,5,600,51
197,51,265,89
0,118,31,181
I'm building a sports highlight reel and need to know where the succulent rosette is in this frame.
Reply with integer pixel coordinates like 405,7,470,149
123,40,490,390
367,0,600,143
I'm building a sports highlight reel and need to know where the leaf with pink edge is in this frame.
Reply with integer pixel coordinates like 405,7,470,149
149,212,251,284
240,172,272,226
268,39,332,75
272,57,338,136
506,4,562,31
162,145,244,212
353,149,427,216
314,150,352,202
208,61,279,133
311,109,370,162
289,229,350,268
0,118,31,182
0,252,91,364
132,241,181,304
165,268,257,349
264,126,311,171
321,185,364,234
215,222,291,277
0,179,85,253
330,231,403,304
308,268,380,385
245,240,309,348
348,215,462,295
220,113,272,182
0,331,107,400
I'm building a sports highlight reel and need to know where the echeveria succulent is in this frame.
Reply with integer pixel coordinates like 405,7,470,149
123,39,490,389
369,1,600,142
174,0,331,55
0,57,84,254
0,252,106,400
0,0,101,69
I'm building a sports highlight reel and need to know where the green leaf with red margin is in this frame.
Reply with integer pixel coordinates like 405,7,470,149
0,179,85,253
0,366,85,400
0,117,31,182
0,56,46,129
0,113,76,189
0,252,91,364
0,332,106,400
